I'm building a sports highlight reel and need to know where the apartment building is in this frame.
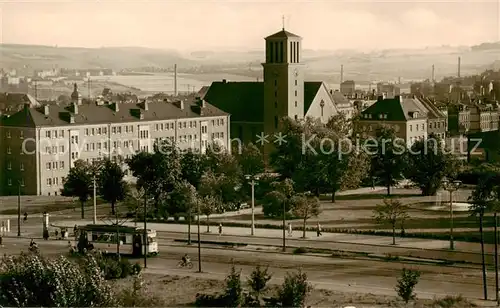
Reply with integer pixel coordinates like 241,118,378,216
469,102,499,133
414,97,447,140
448,103,471,135
0,89,230,196
357,95,427,145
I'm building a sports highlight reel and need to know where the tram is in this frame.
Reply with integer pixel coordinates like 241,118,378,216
74,224,159,256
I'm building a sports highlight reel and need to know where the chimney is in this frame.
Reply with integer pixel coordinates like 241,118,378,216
330,90,333,95
222,79,227,84
71,102,78,115
43,104,49,115
175,100,184,110
458,57,461,78
113,102,119,112
377,95,384,102
431,64,435,82
174,64,178,96
143,100,149,111
382,92,387,100
69,114,75,124
340,64,344,84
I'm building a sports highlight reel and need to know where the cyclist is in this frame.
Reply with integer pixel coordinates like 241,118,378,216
181,253,190,265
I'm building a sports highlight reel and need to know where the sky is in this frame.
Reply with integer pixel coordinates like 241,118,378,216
0,0,499,51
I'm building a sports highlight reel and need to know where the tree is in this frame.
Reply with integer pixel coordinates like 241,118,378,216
126,140,182,216
223,265,243,307
469,175,496,300
275,269,312,307
373,198,409,245
199,195,222,233
168,180,197,219
246,265,272,306
98,158,128,215
292,194,321,238
180,149,207,189
326,112,352,138
262,179,295,218
369,125,408,196
0,253,116,307
395,268,421,303
237,143,265,176
406,134,457,196
61,160,93,219
124,186,145,226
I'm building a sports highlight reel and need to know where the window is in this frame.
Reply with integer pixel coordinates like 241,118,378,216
7,161,11,170
117,126,122,134
47,178,52,186
274,102,277,108
295,80,297,86
274,80,277,86
54,130,58,138
20,163,24,171
275,91,277,97
19,131,24,139
7,146,11,154
294,115,298,121
60,130,64,137
410,125,412,132
8,179,12,186
220,119,223,125
46,131,51,138
20,179,24,186
59,146,65,153
47,162,51,170
295,101,297,107
91,128,95,135
85,129,89,136
112,127,116,134
60,161,64,169
6,130,10,138
320,100,325,117
179,122,182,129
295,90,297,96
274,116,278,129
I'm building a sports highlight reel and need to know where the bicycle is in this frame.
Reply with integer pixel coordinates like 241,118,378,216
177,260,193,269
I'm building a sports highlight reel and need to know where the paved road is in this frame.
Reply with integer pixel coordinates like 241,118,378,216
43,219,500,266
0,236,496,305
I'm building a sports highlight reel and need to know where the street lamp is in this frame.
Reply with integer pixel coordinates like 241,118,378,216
92,176,97,225
442,177,462,250
197,196,202,273
17,180,21,237
245,175,259,236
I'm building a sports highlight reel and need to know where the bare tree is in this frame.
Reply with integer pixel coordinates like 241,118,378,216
373,198,409,245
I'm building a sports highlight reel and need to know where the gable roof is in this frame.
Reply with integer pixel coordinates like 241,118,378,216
1,99,228,128
361,97,427,121
265,29,301,39
203,81,324,123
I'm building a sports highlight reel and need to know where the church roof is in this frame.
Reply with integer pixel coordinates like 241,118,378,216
202,81,323,123
265,29,301,39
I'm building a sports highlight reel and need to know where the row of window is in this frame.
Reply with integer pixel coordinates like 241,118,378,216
45,130,65,139
6,162,24,171
46,161,65,170
409,123,425,132
7,178,24,186
6,130,24,139
47,177,63,186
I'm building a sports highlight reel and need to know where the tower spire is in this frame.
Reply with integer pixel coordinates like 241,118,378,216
282,15,285,30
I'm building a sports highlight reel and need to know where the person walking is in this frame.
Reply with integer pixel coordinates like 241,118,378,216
218,223,223,236
316,222,322,237
287,222,293,237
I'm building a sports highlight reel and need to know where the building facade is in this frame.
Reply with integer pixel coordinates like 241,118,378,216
0,86,230,196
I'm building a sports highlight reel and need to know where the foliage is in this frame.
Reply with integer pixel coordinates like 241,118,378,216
262,179,295,217
292,194,321,238
98,158,128,215
124,186,145,219
224,265,243,307
326,112,352,137
79,251,141,280
199,194,222,232
395,268,421,303
406,135,457,196
0,253,116,307
273,269,312,307
373,198,409,245
116,274,166,307
167,180,197,219
369,125,408,196
246,265,272,302
61,159,94,219
126,140,182,215
237,143,265,177
180,149,207,189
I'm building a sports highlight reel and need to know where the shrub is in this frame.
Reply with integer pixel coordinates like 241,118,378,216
432,295,476,308
223,265,243,307
396,268,421,303
245,265,272,307
274,269,312,307
293,247,308,254
81,252,137,280
116,274,166,307
0,253,116,307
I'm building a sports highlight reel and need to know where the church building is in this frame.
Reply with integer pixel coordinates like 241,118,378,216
201,27,342,152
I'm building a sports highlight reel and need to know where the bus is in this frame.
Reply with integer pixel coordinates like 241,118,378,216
74,224,159,257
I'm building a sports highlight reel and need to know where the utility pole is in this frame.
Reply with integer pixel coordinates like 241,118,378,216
245,175,259,236
34,80,38,101
495,212,499,305
93,176,97,224
174,64,178,97
143,194,147,268
340,64,344,85
197,198,202,272
282,201,286,252
17,181,21,237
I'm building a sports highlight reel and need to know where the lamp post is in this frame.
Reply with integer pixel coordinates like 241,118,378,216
245,175,259,236
442,177,462,250
143,194,147,268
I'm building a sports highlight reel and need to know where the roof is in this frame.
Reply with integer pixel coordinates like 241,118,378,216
203,81,324,123
1,98,228,128
361,97,428,121
330,90,351,107
198,86,210,99
265,29,301,39
416,97,447,119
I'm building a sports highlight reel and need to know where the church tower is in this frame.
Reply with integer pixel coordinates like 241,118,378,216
262,26,304,139
71,83,82,105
